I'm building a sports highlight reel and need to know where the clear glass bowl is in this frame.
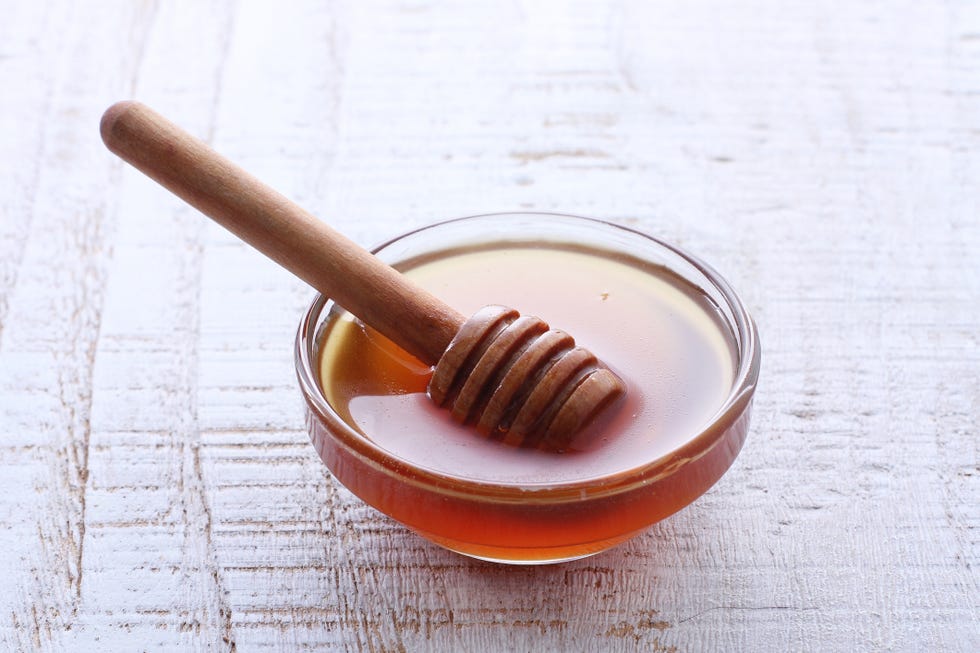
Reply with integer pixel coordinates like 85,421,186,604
295,213,760,564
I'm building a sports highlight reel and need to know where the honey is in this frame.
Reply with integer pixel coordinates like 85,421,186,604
319,244,735,482
306,233,750,563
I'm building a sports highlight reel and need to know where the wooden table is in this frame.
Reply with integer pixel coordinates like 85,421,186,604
2,1,977,650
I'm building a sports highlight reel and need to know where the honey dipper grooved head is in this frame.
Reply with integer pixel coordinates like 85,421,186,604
428,305,627,450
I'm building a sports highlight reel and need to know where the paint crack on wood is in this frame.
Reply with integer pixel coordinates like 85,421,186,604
677,605,820,625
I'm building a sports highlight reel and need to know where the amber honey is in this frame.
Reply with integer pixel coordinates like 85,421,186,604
298,214,758,563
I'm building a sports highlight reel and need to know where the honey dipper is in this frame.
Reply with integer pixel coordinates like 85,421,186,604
100,101,626,451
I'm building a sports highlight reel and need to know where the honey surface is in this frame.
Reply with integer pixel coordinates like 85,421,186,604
318,244,736,485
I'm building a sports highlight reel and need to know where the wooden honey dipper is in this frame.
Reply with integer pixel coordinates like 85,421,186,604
100,101,626,451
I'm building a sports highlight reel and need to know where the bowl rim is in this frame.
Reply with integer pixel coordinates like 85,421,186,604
295,212,760,502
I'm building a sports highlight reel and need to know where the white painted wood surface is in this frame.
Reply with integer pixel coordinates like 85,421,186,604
1,1,977,650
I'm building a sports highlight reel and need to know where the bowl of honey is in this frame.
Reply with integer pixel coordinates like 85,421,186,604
295,212,760,564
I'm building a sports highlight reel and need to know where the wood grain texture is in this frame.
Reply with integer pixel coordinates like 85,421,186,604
1,0,977,651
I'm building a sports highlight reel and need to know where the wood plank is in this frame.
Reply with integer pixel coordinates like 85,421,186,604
0,0,976,650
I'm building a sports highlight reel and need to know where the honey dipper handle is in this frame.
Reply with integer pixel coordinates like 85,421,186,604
100,101,464,365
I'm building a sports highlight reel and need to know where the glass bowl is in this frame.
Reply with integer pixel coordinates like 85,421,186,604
295,213,760,564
